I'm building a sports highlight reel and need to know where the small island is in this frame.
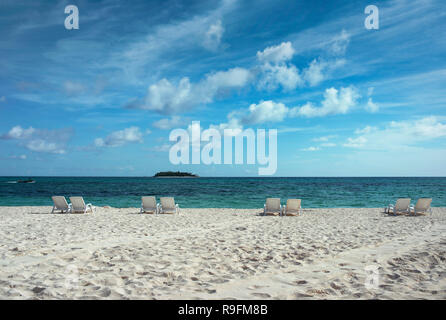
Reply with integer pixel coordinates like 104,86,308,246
153,171,199,178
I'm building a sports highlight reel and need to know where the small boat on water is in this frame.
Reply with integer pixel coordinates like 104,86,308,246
17,178,36,184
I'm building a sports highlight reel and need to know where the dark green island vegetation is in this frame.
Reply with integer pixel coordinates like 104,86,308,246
153,171,199,178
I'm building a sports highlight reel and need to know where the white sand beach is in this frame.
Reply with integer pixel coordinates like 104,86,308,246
0,206,445,300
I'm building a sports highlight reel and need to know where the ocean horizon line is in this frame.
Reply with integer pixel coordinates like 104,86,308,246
2,176,446,178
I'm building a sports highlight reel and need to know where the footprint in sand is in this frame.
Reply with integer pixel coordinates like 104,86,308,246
99,288,112,297
252,292,271,298
294,292,313,298
330,282,343,290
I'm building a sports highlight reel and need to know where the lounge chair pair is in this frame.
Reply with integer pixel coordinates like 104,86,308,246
386,198,432,216
263,198,302,216
52,196,95,214
140,196,179,215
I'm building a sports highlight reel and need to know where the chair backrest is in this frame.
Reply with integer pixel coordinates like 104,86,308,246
52,196,69,210
70,197,86,211
395,198,411,211
142,196,156,209
266,198,281,211
160,197,175,209
415,198,432,211
286,199,301,211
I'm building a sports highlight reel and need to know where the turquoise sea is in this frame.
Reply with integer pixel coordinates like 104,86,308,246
0,177,445,208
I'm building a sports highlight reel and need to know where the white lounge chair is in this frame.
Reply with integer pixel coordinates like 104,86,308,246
283,199,301,216
159,197,179,214
263,198,282,216
410,198,432,216
51,196,71,213
140,196,159,214
386,198,410,215
69,196,95,214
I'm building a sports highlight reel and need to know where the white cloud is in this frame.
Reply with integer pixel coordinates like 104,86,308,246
328,30,350,55
312,135,336,142
243,100,289,124
127,34,351,115
344,116,446,149
0,96,5,102
257,63,303,91
256,39,346,91
257,42,295,64
152,116,184,130
355,126,376,134
308,135,337,149
302,58,346,87
343,136,367,148
141,77,192,114
303,59,325,87
365,97,379,113
223,86,360,127
256,42,303,91
210,116,244,134
9,154,27,160
128,67,251,114
3,126,36,139
393,116,446,140
203,20,224,51
302,146,320,151
290,86,360,117
95,126,144,147
204,67,251,89
26,140,65,154
1,125,72,154
321,142,336,147
110,0,237,83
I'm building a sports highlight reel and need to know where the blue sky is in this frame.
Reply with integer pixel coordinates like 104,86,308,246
1,0,446,176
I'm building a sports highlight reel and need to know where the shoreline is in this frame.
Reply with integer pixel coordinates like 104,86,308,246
1,205,443,210
1,206,445,299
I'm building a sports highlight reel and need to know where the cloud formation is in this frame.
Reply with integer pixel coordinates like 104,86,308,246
203,20,224,51
344,117,446,149
256,42,295,64
243,100,289,124
256,39,348,91
126,67,251,114
126,33,352,115
290,87,360,117
223,86,361,127
94,126,144,147
1,125,72,154
256,42,303,91
152,116,184,130
302,58,346,87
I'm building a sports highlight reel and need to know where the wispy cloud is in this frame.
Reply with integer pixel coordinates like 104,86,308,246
344,117,446,150
152,116,185,130
94,126,145,148
125,67,251,114
203,20,225,51
1,125,73,154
